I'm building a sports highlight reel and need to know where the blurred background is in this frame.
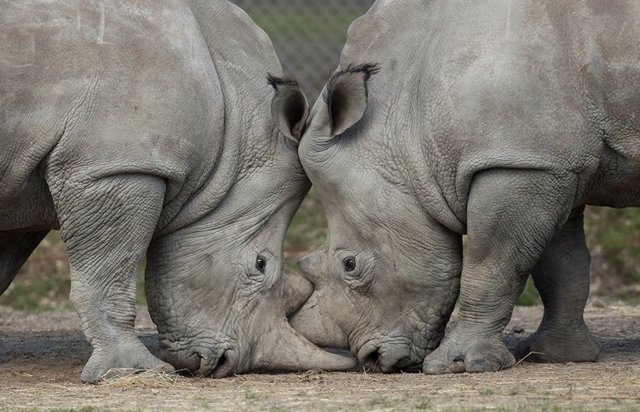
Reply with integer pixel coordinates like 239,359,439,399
1,0,639,312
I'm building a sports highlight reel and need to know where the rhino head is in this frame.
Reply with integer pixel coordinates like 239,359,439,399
144,76,356,377
290,64,463,372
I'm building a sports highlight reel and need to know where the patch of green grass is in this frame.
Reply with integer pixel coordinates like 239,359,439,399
1,232,71,311
416,398,433,410
1,274,71,312
540,402,563,412
245,388,261,401
516,277,541,306
368,395,390,407
586,206,640,291
284,187,327,253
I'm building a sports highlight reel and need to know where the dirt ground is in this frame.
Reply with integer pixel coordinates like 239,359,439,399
1,304,639,411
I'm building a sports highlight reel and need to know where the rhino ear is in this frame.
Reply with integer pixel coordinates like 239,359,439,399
268,74,310,146
324,63,380,138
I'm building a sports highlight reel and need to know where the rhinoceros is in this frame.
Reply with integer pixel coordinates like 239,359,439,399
0,0,355,382
290,0,640,374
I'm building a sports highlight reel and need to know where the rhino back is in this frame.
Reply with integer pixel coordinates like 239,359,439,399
338,0,640,213
0,0,226,229
562,1,640,206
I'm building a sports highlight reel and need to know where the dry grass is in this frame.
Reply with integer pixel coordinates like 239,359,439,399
99,369,191,389
1,305,639,411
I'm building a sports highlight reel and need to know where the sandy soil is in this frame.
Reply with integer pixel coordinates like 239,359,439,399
1,304,639,411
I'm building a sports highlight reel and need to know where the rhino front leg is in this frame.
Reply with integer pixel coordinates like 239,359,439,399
423,169,577,374
515,206,599,362
0,230,48,295
50,173,174,383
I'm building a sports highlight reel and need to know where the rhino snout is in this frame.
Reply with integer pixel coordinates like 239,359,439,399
159,335,241,377
197,348,238,378
357,339,423,373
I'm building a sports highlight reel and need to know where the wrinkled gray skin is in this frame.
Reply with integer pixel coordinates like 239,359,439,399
291,0,640,374
0,0,355,383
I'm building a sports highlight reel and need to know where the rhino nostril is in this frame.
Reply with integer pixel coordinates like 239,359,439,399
209,350,237,379
360,348,383,373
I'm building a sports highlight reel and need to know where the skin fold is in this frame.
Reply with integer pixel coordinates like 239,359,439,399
291,0,640,374
0,0,355,383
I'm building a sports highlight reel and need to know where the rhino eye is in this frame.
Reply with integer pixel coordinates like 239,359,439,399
343,257,356,272
255,255,267,273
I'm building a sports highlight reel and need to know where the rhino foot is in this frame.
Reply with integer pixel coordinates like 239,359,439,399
81,340,175,384
514,325,599,363
422,335,515,374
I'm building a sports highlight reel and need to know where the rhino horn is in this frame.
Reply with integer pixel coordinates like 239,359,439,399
290,291,350,349
252,319,356,372
281,268,314,316
297,249,325,284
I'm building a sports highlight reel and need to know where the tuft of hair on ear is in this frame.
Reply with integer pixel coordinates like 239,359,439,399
323,63,380,104
267,73,300,90
340,63,381,81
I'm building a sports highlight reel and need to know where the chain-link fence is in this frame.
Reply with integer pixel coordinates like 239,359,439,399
231,0,375,101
